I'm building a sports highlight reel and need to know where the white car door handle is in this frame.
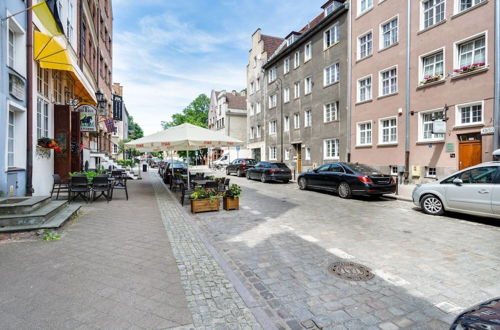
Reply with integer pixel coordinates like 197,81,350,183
478,190,490,194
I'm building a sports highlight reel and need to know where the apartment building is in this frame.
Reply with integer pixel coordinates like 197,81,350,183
247,29,283,161
260,0,349,175
111,83,129,160
350,0,496,182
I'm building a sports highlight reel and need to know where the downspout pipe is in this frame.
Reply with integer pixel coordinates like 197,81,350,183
494,0,500,151
26,0,33,195
404,0,411,183
346,1,352,162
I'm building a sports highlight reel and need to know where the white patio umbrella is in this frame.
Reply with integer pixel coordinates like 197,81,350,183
125,123,244,187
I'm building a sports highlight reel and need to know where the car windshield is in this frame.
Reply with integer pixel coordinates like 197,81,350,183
346,163,380,174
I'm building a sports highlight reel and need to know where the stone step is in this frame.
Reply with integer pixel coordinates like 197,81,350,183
0,196,51,215
0,204,81,233
0,200,67,227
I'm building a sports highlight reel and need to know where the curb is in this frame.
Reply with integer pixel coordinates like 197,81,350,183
385,194,413,202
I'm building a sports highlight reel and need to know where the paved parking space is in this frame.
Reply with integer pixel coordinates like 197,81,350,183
189,173,500,329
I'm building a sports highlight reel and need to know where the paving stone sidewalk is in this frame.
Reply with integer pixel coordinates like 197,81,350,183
0,172,193,329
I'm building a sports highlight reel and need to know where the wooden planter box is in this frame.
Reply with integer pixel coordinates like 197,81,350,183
223,197,239,211
190,198,220,214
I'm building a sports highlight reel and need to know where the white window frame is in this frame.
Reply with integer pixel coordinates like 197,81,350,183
357,75,372,103
269,147,277,161
324,102,338,122
379,15,399,50
269,120,277,135
268,94,277,109
256,78,260,91
324,63,340,86
425,167,437,178
256,125,261,138
357,121,373,146
304,110,312,127
323,139,339,160
284,116,290,132
284,57,290,74
6,15,27,75
294,51,300,69
378,116,398,145
36,97,50,139
379,66,398,97
304,76,312,95
418,108,445,142
455,0,486,14
305,147,311,160
284,87,290,103
7,110,15,167
419,47,445,83
455,100,484,127
268,67,277,83
454,32,487,71
250,127,255,139
250,82,255,94
304,42,312,62
294,82,300,99
358,0,373,16
256,102,261,114
293,113,300,129
250,103,255,115
285,149,290,160
420,0,446,31
357,30,373,60
390,166,399,176
323,24,339,50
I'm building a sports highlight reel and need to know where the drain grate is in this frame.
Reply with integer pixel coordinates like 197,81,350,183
328,261,374,281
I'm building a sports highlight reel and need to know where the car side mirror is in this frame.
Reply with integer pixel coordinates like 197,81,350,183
453,178,463,186
313,169,318,173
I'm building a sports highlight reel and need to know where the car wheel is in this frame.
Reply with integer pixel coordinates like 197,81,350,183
246,172,251,180
237,169,242,177
260,174,267,183
282,180,289,184
420,194,444,216
338,182,352,199
298,177,308,190
226,168,230,176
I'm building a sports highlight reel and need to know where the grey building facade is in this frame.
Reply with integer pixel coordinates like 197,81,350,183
261,1,349,176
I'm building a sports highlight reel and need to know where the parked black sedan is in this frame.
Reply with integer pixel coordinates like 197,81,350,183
226,158,256,177
162,160,188,184
297,162,396,198
246,162,292,183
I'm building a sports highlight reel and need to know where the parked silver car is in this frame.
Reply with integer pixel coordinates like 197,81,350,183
412,162,500,219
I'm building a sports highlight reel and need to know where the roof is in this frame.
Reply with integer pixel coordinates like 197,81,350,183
261,34,284,56
226,93,247,110
298,12,325,34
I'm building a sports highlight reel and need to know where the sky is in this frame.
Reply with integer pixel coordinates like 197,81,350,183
112,0,328,135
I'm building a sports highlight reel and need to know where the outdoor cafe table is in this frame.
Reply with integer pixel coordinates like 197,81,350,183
191,179,216,187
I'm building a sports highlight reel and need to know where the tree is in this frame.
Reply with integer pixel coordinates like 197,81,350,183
161,94,210,129
128,116,144,140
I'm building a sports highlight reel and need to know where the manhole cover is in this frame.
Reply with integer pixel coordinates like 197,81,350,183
328,261,374,281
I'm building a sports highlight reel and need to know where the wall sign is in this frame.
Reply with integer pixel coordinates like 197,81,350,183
446,143,455,153
9,74,25,101
80,106,97,132
481,127,495,135
432,120,446,134
450,153,456,158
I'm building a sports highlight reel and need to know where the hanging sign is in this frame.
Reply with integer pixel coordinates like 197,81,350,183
80,106,97,132
432,120,446,134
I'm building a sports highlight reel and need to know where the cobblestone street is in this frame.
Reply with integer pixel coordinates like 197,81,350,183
189,173,500,330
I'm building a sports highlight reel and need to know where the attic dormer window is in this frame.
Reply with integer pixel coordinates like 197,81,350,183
287,34,298,46
324,1,343,16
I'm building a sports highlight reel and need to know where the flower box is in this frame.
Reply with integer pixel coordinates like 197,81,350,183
223,197,239,211
190,198,220,213
420,75,442,85
453,62,485,75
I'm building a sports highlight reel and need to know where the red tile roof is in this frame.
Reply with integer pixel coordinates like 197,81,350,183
226,93,247,110
261,34,284,56
299,12,325,33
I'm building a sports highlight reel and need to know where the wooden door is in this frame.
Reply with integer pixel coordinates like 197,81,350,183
459,141,481,170
297,147,302,173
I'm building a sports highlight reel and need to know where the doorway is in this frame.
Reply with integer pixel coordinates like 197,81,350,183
458,133,482,170
293,144,302,173
252,148,261,161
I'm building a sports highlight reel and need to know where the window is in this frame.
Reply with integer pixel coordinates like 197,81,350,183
421,50,444,81
304,110,312,127
36,98,49,139
284,88,290,103
457,35,486,68
256,102,261,114
455,167,497,184
269,147,277,160
324,102,338,122
426,167,437,178
113,144,118,154
294,82,300,99
8,111,15,167
304,77,312,95
381,17,398,49
357,121,372,146
324,63,340,86
458,0,486,12
358,32,373,60
456,102,483,126
53,71,63,104
284,116,290,131
8,29,15,68
256,125,261,138
358,76,372,102
256,78,261,91
420,110,445,141
294,51,300,68
305,147,311,160
268,67,277,83
379,117,397,144
269,94,277,108
324,25,339,49
359,0,373,14
269,121,277,135
250,82,255,94
294,113,300,129
391,166,399,176
37,64,49,98
422,0,445,29
285,149,290,160
284,58,290,74
250,127,255,139
250,103,255,115
304,42,312,61
324,139,339,159
380,67,398,96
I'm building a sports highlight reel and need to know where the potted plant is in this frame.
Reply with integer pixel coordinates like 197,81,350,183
223,184,241,211
420,74,442,85
37,137,62,152
453,62,485,75
190,187,221,213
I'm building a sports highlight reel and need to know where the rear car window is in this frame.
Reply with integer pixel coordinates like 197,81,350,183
244,159,256,165
347,163,379,174
273,163,289,169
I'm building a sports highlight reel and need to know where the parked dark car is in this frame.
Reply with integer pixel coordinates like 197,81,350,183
246,162,292,183
297,162,396,198
163,160,188,184
226,158,257,177
450,297,500,330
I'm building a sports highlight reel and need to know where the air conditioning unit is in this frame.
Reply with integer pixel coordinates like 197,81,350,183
411,165,421,178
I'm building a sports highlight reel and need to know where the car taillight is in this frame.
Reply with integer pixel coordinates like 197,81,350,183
391,177,396,184
269,169,278,173
358,176,373,184
241,160,246,166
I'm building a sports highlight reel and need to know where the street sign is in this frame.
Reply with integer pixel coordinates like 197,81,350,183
481,127,495,135
236,146,241,151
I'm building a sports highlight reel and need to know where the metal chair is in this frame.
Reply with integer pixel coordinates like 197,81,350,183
204,181,218,189
91,175,111,202
224,178,230,190
69,175,90,203
111,172,128,200
180,183,193,206
50,174,69,200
